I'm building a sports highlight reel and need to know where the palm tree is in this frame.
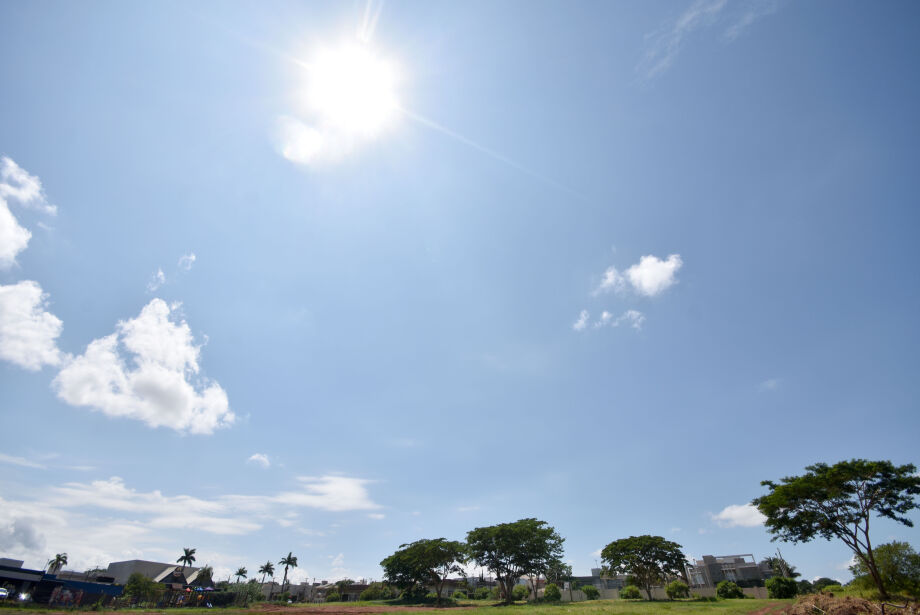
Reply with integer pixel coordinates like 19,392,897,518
259,562,275,585
235,567,248,584
47,553,68,575
177,547,197,571
278,552,298,596
197,565,214,586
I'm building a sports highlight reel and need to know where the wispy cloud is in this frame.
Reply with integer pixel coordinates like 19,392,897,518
638,0,778,79
591,309,646,331
758,378,781,392
572,309,589,331
247,453,271,468
146,268,166,292
177,252,197,271
0,453,46,469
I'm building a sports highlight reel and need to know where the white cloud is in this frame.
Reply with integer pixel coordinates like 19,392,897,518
759,378,781,392
0,157,55,215
177,253,197,271
248,453,271,468
53,298,234,435
639,0,728,79
593,254,682,297
275,476,381,511
572,309,589,331
711,503,766,528
590,309,646,331
0,280,64,370
0,198,31,269
626,254,683,296
367,513,385,520
724,0,778,40
147,268,166,292
0,453,46,469
0,157,56,269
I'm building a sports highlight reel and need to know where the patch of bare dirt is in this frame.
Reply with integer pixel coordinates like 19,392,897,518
254,605,475,614
785,593,919,615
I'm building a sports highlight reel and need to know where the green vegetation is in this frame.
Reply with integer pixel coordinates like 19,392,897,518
620,585,642,599
666,580,690,599
715,581,743,599
752,459,920,600
601,535,686,601
359,582,397,601
849,540,920,599
512,584,530,601
380,537,467,603
177,547,196,570
765,577,797,598
278,552,298,597
124,572,164,605
582,584,600,600
466,518,564,604
543,583,561,602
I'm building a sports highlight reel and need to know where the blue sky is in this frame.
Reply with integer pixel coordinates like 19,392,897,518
1,0,919,585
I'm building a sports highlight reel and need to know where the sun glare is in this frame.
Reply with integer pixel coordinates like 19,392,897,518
304,43,399,138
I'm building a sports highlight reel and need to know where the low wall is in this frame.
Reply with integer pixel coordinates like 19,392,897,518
560,585,767,602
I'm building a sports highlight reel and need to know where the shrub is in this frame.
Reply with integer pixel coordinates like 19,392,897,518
544,584,561,602
452,591,467,600
359,582,394,601
325,591,341,602
512,585,530,601
716,581,744,599
473,587,491,600
766,577,798,599
582,585,600,600
620,585,642,600
666,580,689,599
489,586,502,600
821,585,845,594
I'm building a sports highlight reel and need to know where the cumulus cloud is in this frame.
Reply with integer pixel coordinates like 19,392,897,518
0,157,56,269
594,254,683,297
53,298,234,435
711,503,766,528
177,253,197,271
0,281,64,370
248,453,270,468
626,254,683,296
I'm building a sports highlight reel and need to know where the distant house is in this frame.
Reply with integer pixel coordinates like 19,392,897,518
105,560,201,588
685,554,772,588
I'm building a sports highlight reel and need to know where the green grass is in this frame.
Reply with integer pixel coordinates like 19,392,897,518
0,598,794,615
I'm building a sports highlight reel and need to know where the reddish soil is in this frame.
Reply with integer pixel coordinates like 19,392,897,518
255,606,475,614
747,602,787,615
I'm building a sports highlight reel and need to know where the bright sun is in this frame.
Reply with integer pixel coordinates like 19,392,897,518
304,43,399,138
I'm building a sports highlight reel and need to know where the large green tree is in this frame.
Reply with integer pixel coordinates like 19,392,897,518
761,556,801,579
600,535,686,600
466,518,564,604
751,459,920,600
849,541,920,599
380,538,467,603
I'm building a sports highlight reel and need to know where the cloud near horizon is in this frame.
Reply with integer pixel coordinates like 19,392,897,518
53,298,234,435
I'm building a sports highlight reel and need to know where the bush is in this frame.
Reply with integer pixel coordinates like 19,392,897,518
325,591,341,602
473,587,491,600
543,584,561,602
489,586,502,600
452,591,467,600
620,585,642,600
820,585,845,594
582,585,600,600
512,585,530,601
666,580,689,600
359,582,394,601
716,581,744,599
766,577,798,599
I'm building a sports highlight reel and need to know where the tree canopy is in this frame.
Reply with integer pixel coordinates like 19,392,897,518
752,459,920,600
600,535,686,600
466,518,564,604
380,538,467,603
849,541,920,599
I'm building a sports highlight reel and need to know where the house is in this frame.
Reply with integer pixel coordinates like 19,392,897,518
685,554,772,588
105,560,202,588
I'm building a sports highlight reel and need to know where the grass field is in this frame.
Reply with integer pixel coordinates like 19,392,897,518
0,598,794,615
